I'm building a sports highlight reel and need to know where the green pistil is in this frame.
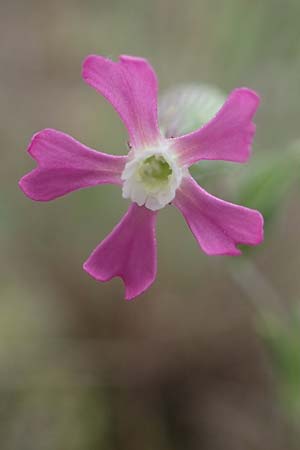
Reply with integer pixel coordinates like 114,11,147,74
138,155,172,188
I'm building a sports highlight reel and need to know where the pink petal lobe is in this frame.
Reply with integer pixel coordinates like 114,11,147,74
171,88,260,167
173,176,264,256
82,54,162,148
83,203,157,300
19,129,127,201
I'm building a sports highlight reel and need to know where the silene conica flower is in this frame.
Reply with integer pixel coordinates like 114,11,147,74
19,55,264,300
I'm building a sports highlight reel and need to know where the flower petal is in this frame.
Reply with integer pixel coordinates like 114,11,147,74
170,88,260,166
173,176,264,256
83,203,157,300
19,129,127,201
82,54,161,148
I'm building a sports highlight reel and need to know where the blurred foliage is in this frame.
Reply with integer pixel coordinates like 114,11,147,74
235,144,300,227
2,383,109,450
259,309,300,420
2,0,300,449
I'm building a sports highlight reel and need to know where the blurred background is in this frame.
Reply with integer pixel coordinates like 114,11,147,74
1,0,300,448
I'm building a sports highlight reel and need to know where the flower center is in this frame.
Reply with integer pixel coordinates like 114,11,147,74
121,144,184,211
138,155,172,188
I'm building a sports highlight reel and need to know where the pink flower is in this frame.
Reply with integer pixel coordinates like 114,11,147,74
19,55,264,300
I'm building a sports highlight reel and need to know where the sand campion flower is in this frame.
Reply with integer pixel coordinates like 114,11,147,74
19,55,264,300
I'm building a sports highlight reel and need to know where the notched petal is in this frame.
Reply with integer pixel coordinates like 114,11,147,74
170,88,260,167
173,176,264,256
19,129,127,201
82,54,162,148
83,203,158,300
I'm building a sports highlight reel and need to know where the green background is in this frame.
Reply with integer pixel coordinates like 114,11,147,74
1,0,300,448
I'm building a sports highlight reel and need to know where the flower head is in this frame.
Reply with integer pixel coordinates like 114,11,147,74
19,54,264,300
122,143,185,210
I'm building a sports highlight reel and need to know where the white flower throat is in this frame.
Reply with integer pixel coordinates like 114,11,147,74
121,143,184,211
